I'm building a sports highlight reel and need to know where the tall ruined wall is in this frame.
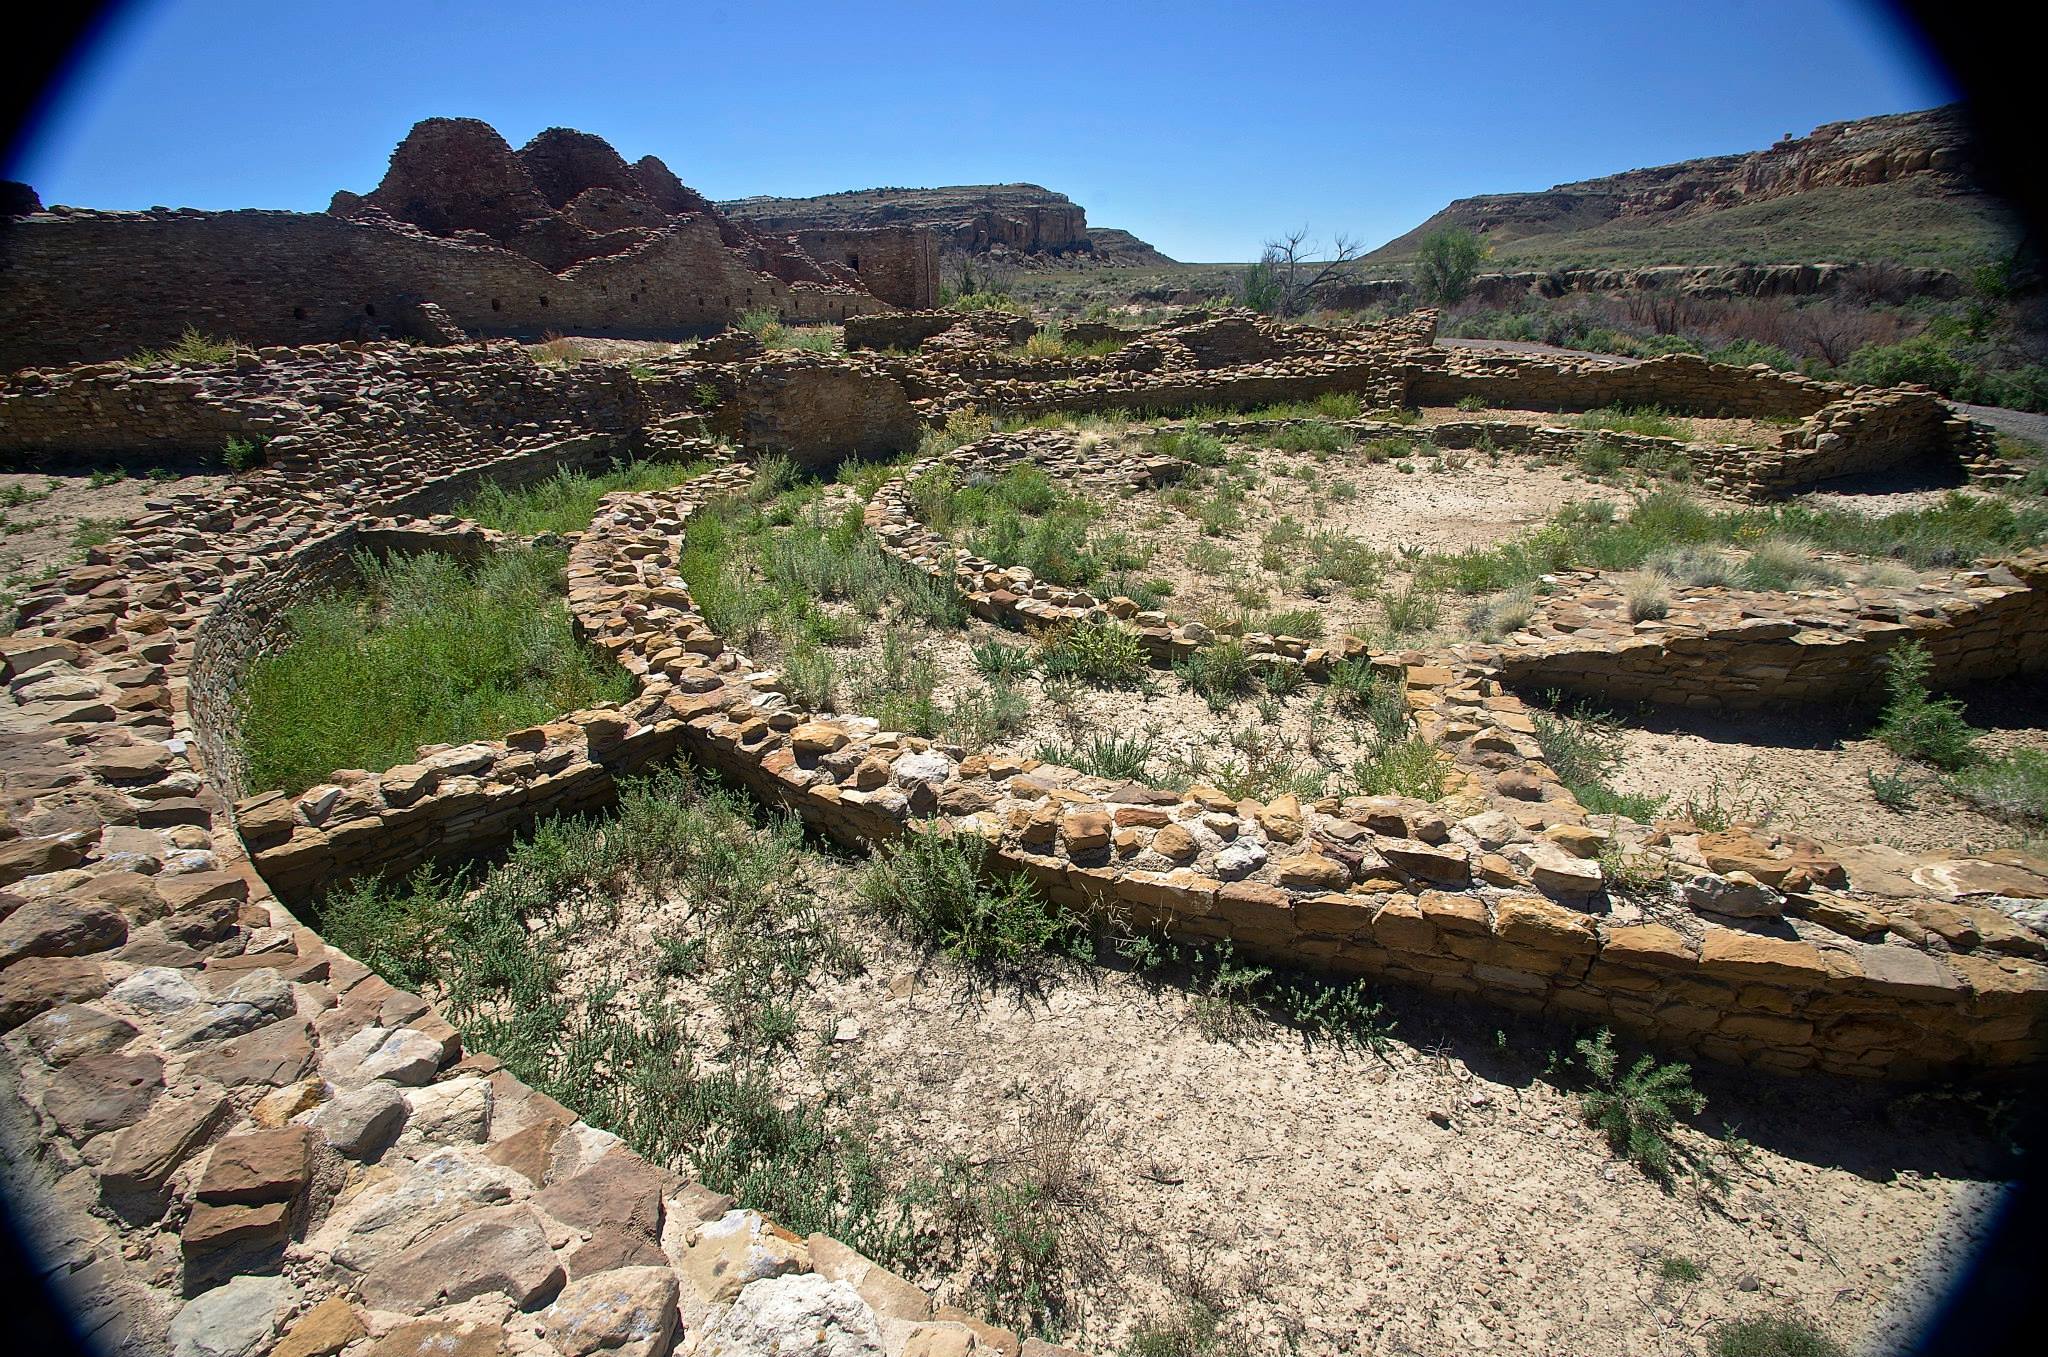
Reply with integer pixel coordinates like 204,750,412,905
0,209,894,368
782,227,938,309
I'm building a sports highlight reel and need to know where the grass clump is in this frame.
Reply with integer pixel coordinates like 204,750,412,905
1710,1315,1846,1357
238,546,630,794
912,462,1121,588
1575,1028,1706,1188
1423,488,2047,596
458,458,710,536
859,831,1087,979
1037,730,1158,782
1175,640,1257,711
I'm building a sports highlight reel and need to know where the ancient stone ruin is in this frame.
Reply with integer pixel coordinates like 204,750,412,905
0,118,938,368
1,209,2043,1357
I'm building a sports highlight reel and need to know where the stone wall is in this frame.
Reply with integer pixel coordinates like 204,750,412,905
781,228,939,310
1487,553,2048,711
0,209,896,370
1407,349,1838,418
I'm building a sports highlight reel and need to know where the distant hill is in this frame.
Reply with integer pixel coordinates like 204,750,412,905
1365,105,2021,272
718,183,1175,266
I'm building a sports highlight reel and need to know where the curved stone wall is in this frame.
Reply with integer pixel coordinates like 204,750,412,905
1,319,2041,1357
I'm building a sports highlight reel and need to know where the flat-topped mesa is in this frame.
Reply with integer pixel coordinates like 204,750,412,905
720,182,1176,266
0,117,939,369
1366,103,2008,268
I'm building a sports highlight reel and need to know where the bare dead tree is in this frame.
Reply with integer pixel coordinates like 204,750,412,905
1260,227,1368,317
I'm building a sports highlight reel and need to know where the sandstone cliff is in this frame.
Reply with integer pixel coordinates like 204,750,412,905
1366,105,2016,269
718,184,1174,265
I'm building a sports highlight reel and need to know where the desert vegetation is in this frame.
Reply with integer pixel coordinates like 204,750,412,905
237,545,631,793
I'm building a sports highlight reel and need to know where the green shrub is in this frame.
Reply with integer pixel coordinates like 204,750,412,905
222,434,268,472
1155,429,1227,467
1954,748,2048,823
1037,620,1148,688
1264,420,1353,454
1416,227,1487,306
1874,639,1980,771
1575,1028,1706,1186
1710,1314,1845,1357
1571,406,1694,440
238,546,631,794
858,832,1087,977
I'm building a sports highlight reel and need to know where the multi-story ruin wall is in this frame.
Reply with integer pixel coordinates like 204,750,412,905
0,118,937,369
779,227,937,309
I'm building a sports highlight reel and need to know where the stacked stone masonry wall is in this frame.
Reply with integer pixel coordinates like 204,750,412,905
0,209,903,369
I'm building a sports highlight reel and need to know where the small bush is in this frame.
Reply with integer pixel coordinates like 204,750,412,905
1265,420,1353,455
1155,429,1227,466
223,434,268,472
1351,735,1448,800
1575,1028,1706,1187
1875,639,1980,771
859,832,1086,977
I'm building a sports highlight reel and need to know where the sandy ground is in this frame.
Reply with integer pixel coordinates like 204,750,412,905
1601,687,2048,856
556,844,2010,1357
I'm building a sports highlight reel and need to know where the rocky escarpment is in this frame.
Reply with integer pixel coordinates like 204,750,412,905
719,184,1174,266
328,118,861,288
1367,104,2001,265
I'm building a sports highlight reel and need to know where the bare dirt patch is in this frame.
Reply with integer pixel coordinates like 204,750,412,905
562,843,2006,1357
1603,687,2048,855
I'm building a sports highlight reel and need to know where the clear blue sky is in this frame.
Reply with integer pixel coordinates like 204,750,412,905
9,0,1954,262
